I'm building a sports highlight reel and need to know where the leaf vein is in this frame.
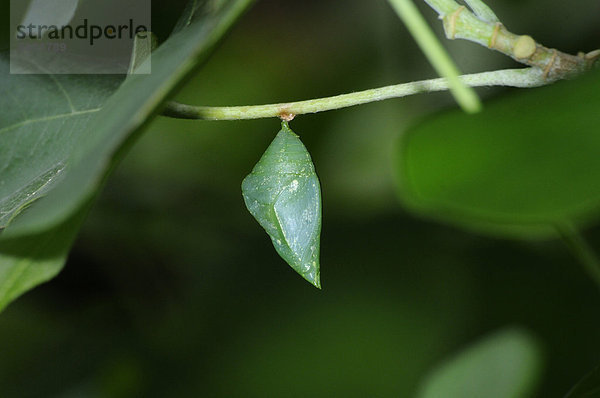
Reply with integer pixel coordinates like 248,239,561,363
0,108,101,135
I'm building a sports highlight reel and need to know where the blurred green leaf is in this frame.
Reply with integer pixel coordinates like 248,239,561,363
564,366,600,398
395,70,600,238
0,0,254,311
0,205,88,312
416,328,542,398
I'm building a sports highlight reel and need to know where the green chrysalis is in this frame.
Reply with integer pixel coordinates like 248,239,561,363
242,121,322,288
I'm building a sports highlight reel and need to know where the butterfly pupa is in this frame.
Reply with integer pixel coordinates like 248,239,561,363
242,121,322,288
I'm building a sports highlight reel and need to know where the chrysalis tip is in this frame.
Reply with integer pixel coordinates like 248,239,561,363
303,273,321,290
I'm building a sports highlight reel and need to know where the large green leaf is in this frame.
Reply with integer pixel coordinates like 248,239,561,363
395,70,600,238
0,0,254,311
416,328,542,398
0,60,121,229
4,0,255,237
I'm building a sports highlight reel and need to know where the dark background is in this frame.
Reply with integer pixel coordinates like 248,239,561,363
1,0,599,396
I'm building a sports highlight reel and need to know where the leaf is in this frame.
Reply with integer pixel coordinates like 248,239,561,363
416,328,543,398
0,60,122,229
20,0,80,35
0,204,89,312
242,121,322,288
0,0,255,311
172,0,201,34
3,0,255,238
564,366,600,398
127,32,157,75
172,0,230,34
395,69,600,238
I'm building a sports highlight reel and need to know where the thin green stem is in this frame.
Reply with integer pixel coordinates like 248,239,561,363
556,223,600,290
423,0,458,15
162,68,544,121
463,0,499,23
163,0,597,122
386,0,481,113
423,0,598,79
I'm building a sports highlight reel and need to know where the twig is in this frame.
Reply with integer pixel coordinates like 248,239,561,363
162,68,545,121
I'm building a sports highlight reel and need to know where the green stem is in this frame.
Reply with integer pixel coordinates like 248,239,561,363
163,68,544,121
462,0,499,23
386,0,481,113
556,223,600,290
163,0,598,122
423,0,598,79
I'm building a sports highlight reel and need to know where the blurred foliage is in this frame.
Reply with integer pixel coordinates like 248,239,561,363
1,0,600,397
396,68,600,239
0,0,253,312
416,328,542,398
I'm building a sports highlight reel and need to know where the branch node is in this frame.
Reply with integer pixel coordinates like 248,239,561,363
543,49,558,80
444,5,466,39
488,22,502,49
